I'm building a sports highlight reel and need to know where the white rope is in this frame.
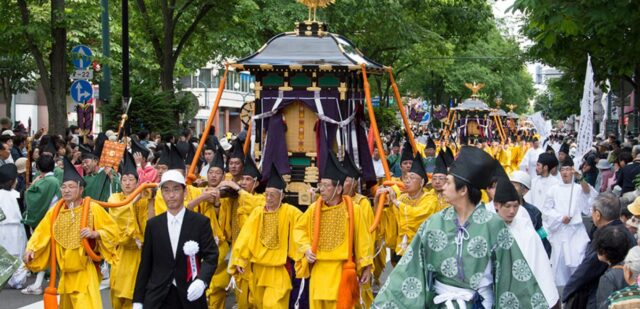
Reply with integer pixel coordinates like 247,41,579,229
294,278,306,309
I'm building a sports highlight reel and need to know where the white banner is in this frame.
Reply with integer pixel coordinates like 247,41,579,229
528,111,550,140
575,55,595,169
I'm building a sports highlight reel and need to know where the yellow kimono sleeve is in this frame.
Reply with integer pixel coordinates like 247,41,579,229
356,196,375,257
218,198,233,242
287,205,304,262
91,203,121,264
353,203,373,271
293,204,314,278
25,207,54,272
228,207,260,274
237,191,264,228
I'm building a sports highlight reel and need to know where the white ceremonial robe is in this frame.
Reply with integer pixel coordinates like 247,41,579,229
519,147,544,179
488,203,558,307
0,189,27,257
525,175,560,208
542,181,597,287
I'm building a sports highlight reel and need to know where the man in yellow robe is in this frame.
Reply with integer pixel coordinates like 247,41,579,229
341,151,375,309
376,153,444,256
229,164,302,309
109,151,152,309
218,154,265,308
294,151,372,309
23,157,119,309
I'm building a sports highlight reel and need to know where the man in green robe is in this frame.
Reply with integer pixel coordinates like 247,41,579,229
23,154,61,230
79,143,121,202
373,146,549,309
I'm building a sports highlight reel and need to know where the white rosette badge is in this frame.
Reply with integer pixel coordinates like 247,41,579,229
183,240,200,281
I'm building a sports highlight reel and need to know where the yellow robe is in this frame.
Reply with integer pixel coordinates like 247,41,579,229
495,147,512,174
509,144,521,172
223,190,265,308
228,203,302,309
154,184,201,215
25,202,119,309
194,198,232,309
392,189,443,255
294,198,373,309
108,192,148,309
352,194,374,309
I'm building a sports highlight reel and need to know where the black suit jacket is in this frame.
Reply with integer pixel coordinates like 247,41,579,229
133,209,218,308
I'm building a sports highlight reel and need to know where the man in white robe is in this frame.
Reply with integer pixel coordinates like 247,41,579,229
519,136,544,179
492,177,559,307
525,152,560,207
542,157,597,287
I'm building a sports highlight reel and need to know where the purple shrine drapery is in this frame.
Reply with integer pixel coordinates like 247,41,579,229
258,89,376,183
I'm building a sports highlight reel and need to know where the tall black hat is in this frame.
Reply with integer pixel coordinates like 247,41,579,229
449,146,496,190
168,143,186,170
78,143,97,160
560,156,574,168
62,156,85,186
341,151,362,180
229,139,245,161
537,152,559,170
545,144,554,153
433,148,451,175
176,141,190,160
400,140,413,162
322,150,349,183
210,146,225,171
408,153,428,182
559,143,570,155
493,177,520,203
204,136,217,151
131,138,150,159
0,163,17,183
41,139,58,156
242,155,261,180
426,136,436,149
156,143,171,166
93,133,107,159
266,163,286,190
119,150,138,179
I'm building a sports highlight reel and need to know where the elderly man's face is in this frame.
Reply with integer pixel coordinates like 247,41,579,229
61,181,83,204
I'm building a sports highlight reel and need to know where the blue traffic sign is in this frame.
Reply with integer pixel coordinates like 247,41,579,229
71,45,92,70
70,80,93,103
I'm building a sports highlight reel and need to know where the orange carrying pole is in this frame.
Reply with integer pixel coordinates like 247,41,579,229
43,199,65,309
243,108,254,155
187,65,229,184
361,64,394,232
387,68,418,155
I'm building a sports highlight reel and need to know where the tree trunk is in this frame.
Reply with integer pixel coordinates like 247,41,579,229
48,0,68,136
1,78,10,118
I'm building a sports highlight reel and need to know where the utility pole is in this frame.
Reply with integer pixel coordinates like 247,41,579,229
100,0,111,104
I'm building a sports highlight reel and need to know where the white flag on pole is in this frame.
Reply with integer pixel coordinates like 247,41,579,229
575,55,595,169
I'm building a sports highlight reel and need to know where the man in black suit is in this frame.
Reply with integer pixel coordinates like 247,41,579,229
133,170,218,309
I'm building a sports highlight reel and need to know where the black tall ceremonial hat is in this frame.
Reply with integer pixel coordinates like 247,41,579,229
0,163,17,183
157,143,171,166
168,143,186,170
400,140,413,162
185,142,202,167
323,150,348,183
493,177,520,203
78,143,97,160
242,155,261,180
537,152,558,169
93,133,107,158
210,146,225,171
545,144,554,153
559,143,570,154
204,136,217,151
266,163,286,190
449,146,496,190
560,156,574,168
409,153,428,182
62,156,85,185
41,139,58,156
434,149,449,175
119,150,138,179
176,141,190,160
426,136,436,149
130,138,150,159
341,151,362,179
229,139,245,160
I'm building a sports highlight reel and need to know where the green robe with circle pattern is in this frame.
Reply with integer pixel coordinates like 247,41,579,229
373,204,549,309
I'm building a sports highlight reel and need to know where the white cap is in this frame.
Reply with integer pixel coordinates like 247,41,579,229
2,130,14,136
509,170,531,189
159,170,186,188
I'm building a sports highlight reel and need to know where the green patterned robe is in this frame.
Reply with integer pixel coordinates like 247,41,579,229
83,169,121,202
373,204,548,309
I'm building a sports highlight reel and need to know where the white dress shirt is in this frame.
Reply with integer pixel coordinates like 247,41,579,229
167,207,186,286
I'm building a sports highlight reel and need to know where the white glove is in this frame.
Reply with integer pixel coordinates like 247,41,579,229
186,279,206,302
132,303,143,309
